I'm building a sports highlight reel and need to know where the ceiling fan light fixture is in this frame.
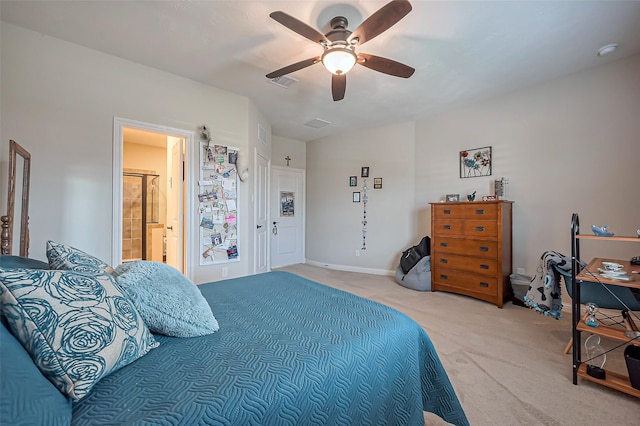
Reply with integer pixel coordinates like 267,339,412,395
321,47,357,75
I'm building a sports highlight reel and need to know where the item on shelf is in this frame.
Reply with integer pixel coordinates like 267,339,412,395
599,262,631,280
585,303,599,327
631,256,640,265
466,191,476,201
584,334,606,379
591,225,614,237
622,311,640,339
601,261,623,271
625,345,640,390
586,365,606,380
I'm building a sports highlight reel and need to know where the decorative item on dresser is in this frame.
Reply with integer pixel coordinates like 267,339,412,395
430,200,513,307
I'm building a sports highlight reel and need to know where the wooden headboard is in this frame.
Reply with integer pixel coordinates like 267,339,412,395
1,140,31,256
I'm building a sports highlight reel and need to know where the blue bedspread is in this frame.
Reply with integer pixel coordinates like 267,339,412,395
72,271,468,425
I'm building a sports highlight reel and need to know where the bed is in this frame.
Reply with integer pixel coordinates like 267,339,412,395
1,141,468,426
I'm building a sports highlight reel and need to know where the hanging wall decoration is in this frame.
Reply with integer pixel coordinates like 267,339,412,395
361,179,368,250
198,140,239,265
280,192,294,216
460,146,492,178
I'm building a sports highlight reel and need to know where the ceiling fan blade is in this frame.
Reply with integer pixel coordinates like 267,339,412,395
270,11,329,44
266,57,321,79
358,54,415,78
332,74,346,101
348,0,412,46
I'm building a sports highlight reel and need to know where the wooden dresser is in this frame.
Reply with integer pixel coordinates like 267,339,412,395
430,200,513,307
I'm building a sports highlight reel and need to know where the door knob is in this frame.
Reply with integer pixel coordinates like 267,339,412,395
257,225,262,229
166,226,173,230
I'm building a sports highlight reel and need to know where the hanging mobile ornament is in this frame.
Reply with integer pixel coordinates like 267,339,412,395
361,179,368,250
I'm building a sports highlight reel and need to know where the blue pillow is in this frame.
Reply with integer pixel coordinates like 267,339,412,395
0,255,49,270
46,240,113,274
0,268,159,400
113,261,219,337
0,322,72,425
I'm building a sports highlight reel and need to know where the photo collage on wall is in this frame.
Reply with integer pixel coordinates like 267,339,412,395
198,142,239,265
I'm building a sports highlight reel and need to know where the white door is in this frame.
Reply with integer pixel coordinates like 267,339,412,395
270,167,305,268
166,136,183,272
254,150,269,274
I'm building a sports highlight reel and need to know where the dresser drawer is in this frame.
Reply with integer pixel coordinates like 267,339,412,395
433,203,499,220
462,220,498,238
432,204,466,219
433,219,497,238
432,253,498,276
433,237,498,258
462,204,498,220
433,219,464,236
432,268,498,296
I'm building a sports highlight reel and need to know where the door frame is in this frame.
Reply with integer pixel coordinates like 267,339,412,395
253,149,270,274
112,117,194,278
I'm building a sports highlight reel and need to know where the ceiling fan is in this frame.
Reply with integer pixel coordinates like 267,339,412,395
266,0,415,101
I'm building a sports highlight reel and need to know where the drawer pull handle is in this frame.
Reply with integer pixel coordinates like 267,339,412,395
475,226,485,231
440,242,448,247
444,225,451,230
444,209,451,214
440,274,448,280
479,246,489,251
476,209,485,215
440,258,448,264
480,264,489,270
479,282,489,288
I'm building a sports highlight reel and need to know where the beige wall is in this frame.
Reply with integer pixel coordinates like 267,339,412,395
272,136,306,169
0,23,259,283
306,122,416,274
301,54,640,276
415,53,640,277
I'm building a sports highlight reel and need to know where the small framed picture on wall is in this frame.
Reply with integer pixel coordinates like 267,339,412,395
349,176,357,187
373,178,382,189
353,192,361,202
361,167,369,178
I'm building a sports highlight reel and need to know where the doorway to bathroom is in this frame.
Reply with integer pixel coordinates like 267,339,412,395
112,117,193,276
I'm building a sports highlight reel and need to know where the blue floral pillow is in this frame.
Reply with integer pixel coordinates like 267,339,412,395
46,241,113,274
0,267,158,400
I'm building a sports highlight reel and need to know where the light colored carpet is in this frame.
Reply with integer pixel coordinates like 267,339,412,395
277,264,639,426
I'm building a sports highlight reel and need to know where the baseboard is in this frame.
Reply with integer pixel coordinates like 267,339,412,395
305,259,395,277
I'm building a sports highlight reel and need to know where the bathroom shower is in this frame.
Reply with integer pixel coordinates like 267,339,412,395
122,172,161,262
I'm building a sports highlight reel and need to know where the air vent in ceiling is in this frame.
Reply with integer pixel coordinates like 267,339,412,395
268,75,298,88
304,118,331,128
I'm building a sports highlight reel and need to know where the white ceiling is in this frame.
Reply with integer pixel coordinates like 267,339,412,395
2,1,640,142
